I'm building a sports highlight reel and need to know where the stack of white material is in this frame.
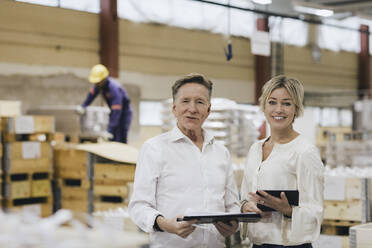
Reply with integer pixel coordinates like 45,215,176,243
161,98,260,158
325,140,372,168
93,207,138,232
0,209,148,248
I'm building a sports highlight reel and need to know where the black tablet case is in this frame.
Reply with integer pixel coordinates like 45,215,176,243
256,190,299,212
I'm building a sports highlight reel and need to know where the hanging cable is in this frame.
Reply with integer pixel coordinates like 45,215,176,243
224,0,232,61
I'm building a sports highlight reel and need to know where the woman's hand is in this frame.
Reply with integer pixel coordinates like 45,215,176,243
249,191,292,217
241,200,271,218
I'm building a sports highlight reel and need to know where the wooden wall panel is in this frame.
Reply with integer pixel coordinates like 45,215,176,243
0,1,99,67
284,45,358,91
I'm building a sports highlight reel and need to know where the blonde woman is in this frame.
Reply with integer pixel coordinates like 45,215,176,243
241,75,324,248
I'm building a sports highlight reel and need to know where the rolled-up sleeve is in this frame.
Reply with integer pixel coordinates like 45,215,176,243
289,147,324,242
128,142,163,233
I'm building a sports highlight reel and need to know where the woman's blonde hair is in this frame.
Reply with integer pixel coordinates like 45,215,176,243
259,75,304,118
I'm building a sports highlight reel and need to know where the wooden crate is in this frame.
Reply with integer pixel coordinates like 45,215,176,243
324,177,371,222
3,142,52,174
2,116,54,134
4,196,53,217
54,146,93,179
4,172,52,199
94,163,135,181
350,223,372,248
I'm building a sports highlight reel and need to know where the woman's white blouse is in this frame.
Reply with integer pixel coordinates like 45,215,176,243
241,135,324,246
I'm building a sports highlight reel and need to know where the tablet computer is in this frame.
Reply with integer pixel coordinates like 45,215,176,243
256,190,299,212
177,212,261,224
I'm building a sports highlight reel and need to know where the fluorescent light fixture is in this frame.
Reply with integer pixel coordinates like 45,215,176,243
252,0,272,5
295,6,334,17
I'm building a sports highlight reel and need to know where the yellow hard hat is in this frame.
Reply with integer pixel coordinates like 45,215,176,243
88,64,109,84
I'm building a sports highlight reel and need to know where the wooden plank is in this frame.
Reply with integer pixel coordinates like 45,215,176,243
93,201,127,212
94,163,135,181
60,187,92,201
6,203,53,217
4,157,52,174
324,200,363,221
55,168,90,180
94,178,130,186
54,147,89,169
61,200,91,213
94,185,127,198
31,179,51,197
4,181,31,199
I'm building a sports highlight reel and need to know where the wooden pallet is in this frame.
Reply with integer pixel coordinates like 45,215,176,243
94,163,135,181
322,219,361,235
4,196,53,217
4,173,52,199
324,200,364,222
57,178,91,189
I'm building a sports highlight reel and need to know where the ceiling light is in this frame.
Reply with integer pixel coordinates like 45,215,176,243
252,0,272,5
295,6,334,17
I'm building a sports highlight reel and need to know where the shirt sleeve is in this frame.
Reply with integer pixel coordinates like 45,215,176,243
289,146,324,242
82,86,99,107
128,142,164,233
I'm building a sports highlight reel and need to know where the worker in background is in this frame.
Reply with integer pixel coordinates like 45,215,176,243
79,64,132,143
240,75,324,248
129,73,240,248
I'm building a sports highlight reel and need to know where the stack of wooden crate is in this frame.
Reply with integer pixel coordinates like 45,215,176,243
320,176,372,248
1,115,54,217
54,143,137,214
93,160,135,211
54,145,94,213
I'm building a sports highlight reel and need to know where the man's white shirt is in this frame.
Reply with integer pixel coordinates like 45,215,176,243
129,126,240,248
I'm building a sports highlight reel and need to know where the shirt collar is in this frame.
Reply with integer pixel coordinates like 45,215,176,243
170,125,215,145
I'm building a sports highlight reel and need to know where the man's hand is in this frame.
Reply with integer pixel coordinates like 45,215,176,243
157,216,197,239
76,106,86,115
214,220,238,237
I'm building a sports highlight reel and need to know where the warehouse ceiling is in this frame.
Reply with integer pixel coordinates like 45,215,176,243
248,0,372,20
291,0,372,19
